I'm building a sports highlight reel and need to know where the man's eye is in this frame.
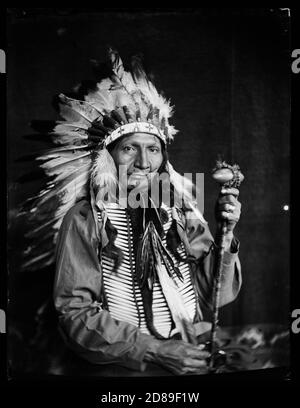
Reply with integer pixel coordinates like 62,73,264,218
123,146,134,152
149,147,159,153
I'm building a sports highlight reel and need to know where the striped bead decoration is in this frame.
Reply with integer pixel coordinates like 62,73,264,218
99,203,196,338
100,204,148,333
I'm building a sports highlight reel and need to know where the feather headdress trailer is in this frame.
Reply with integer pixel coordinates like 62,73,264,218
19,48,205,271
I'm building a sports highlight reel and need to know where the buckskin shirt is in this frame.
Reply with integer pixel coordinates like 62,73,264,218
53,199,241,372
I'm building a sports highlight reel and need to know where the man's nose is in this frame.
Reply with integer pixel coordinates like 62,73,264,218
135,149,149,170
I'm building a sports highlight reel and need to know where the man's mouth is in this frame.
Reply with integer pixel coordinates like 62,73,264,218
127,172,152,190
129,171,150,176
129,173,148,178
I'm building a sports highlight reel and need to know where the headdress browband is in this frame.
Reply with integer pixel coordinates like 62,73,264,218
105,121,166,146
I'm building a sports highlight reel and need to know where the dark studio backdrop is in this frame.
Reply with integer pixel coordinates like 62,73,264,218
7,8,290,376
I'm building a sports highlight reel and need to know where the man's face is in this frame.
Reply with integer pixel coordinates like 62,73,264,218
110,132,164,189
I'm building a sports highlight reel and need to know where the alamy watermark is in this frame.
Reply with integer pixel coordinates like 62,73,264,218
0,309,5,333
291,49,300,74
0,49,5,74
96,166,205,215
291,309,300,334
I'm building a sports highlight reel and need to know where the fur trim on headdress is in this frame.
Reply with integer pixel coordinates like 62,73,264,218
90,147,118,203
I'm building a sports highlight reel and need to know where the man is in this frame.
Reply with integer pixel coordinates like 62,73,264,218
35,49,241,376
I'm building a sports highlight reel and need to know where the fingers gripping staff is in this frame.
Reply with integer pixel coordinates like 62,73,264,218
209,160,244,370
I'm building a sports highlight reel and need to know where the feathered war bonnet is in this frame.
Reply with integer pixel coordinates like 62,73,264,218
21,48,205,271
86,48,178,206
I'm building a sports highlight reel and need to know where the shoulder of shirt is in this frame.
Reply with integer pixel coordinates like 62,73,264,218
63,199,93,224
57,199,99,243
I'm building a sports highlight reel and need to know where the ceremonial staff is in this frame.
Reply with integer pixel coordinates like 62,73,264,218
209,160,244,370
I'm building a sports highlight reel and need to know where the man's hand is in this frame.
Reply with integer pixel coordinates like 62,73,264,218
144,339,210,375
215,187,241,233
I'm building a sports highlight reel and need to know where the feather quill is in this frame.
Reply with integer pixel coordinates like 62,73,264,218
109,48,138,95
25,217,61,238
38,152,91,177
22,252,55,270
24,145,90,160
32,163,90,208
57,93,102,123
